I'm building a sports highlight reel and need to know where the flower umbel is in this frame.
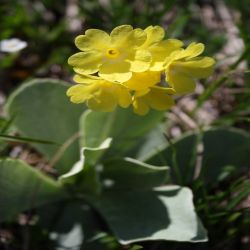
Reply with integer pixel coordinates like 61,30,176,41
67,25,215,115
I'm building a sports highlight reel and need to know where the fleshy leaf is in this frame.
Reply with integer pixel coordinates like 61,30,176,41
87,186,207,244
59,138,112,194
6,79,85,174
80,108,164,157
100,157,169,190
0,158,67,222
201,128,250,181
38,201,108,250
145,128,250,183
135,124,168,161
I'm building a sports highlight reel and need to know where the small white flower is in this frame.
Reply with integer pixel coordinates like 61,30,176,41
0,38,27,53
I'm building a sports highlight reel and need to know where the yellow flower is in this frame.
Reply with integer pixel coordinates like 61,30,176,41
132,86,175,115
139,26,183,71
67,74,131,112
124,71,161,91
165,42,215,94
68,25,151,83
67,25,215,115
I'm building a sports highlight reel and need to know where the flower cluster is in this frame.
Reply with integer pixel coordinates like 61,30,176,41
67,25,215,115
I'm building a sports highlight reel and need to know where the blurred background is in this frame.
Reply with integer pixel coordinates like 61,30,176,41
0,0,250,250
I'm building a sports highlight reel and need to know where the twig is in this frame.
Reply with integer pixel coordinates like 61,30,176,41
48,132,80,169
171,106,197,130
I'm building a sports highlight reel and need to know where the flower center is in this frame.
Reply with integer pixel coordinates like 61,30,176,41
106,48,120,58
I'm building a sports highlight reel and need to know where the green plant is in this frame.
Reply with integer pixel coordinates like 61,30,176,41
1,79,249,249
0,79,206,249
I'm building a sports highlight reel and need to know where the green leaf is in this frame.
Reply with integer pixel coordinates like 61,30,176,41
87,186,207,244
0,158,67,222
80,108,164,157
145,132,198,184
38,201,109,250
6,79,85,174
135,124,167,161
0,117,13,133
101,157,169,190
0,134,57,144
227,180,250,210
201,128,250,181
59,138,112,194
145,127,250,184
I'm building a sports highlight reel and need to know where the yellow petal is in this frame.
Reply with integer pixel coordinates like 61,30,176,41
67,80,129,112
115,86,132,108
73,74,101,84
152,86,176,95
68,51,103,74
111,25,146,48
164,50,183,69
135,88,151,97
147,88,175,110
87,90,117,112
133,98,150,115
66,84,98,103
126,49,151,72
132,87,175,115
150,39,184,71
167,70,196,94
110,25,133,45
182,42,205,59
171,57,215,78
99,61,132,82
142,25,165,47
75,29,111,51
132,28,148,47
165,43,205,64
124,71,161,90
